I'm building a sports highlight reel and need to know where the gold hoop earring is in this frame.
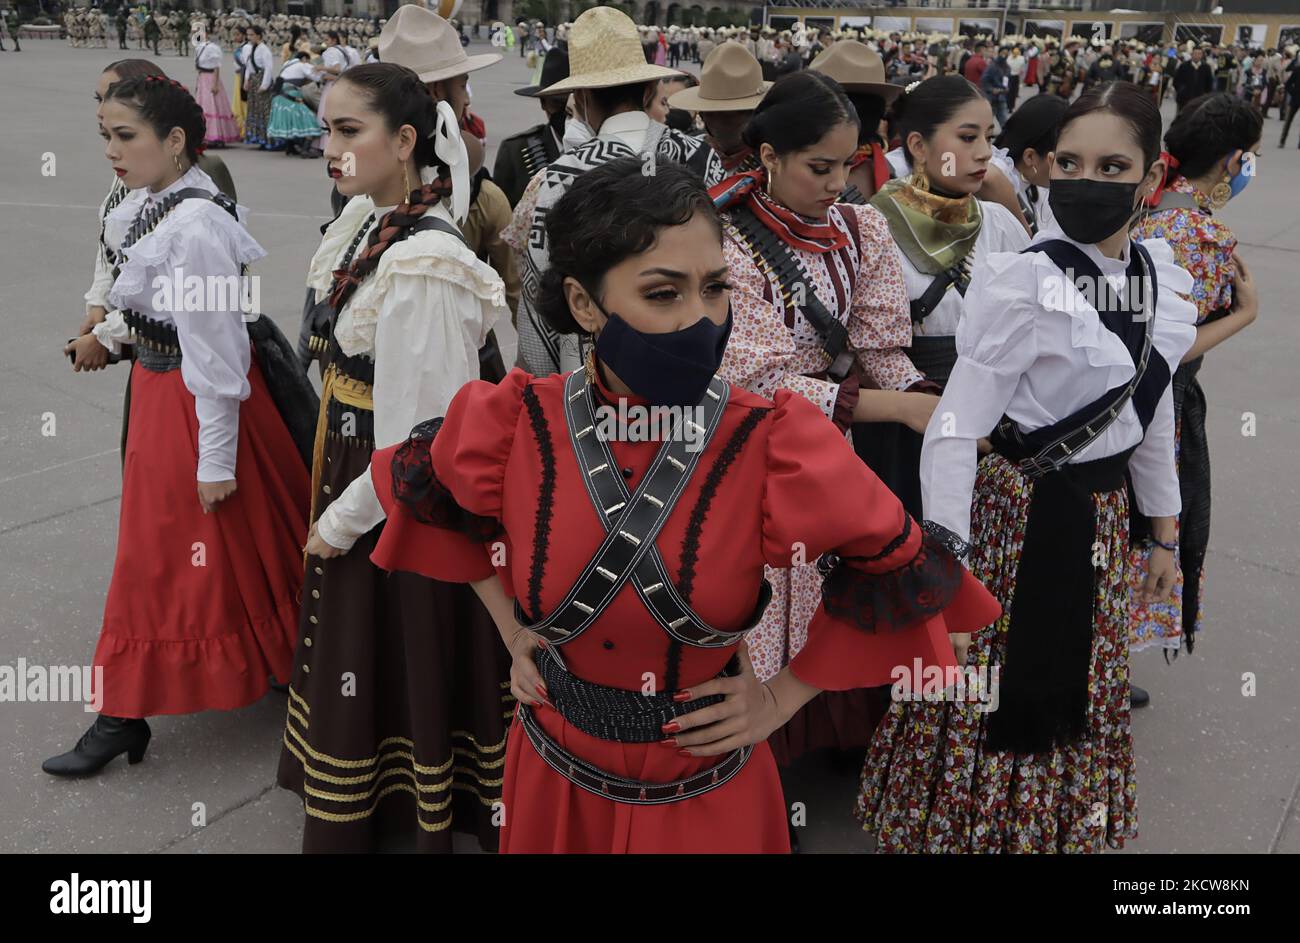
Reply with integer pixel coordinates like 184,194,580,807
1208,174,1231,210
911,167,931,192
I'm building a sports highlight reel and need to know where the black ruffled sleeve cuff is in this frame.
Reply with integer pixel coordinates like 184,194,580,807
391,418,505,543
817,518,966,633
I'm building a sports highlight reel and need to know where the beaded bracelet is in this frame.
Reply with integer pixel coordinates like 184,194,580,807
1151,537,1178,553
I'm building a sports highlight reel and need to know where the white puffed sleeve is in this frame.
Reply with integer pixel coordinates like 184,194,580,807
315,471,385,551
1127,236,1196,521
1128,384,1180,519
257,46,274,90
371,272,486,450
165,221,257,481
920,253,1039,544
92,309,131,354
85,239,117,313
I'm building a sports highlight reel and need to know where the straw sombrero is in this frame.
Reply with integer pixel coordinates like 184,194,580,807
810,40,902,100
378,5,500,83
536,7,681,94
668,41,770,112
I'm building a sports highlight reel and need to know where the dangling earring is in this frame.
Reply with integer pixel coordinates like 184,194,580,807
763,164,775,195
403,162,415,203
911,166,931,192
174,152,183,174
1208,172,1232,210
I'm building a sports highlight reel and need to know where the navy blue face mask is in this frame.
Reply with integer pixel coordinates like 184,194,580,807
593,305,732,408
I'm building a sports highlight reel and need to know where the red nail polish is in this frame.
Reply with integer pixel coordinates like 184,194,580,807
677,750,693,758
672,691,692,702
536,682,548,697
660,737,678,747
661,721,680,734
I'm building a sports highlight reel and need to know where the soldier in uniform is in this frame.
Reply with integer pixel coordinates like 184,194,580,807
493,47,569,208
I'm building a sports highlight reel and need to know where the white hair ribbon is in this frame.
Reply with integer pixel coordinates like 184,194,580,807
432,99,470,225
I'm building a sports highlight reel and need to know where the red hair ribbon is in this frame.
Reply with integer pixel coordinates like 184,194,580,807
1144,151,1180,208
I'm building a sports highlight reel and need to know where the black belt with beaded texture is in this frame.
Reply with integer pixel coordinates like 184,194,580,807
518,699,752,806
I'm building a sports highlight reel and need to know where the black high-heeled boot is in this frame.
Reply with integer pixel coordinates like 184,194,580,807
42,715,151,777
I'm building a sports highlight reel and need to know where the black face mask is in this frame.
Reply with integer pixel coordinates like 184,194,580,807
547,106,566,139
1048,177,1143,244
593,306,732,408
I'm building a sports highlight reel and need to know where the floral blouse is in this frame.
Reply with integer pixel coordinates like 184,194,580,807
1133,176,1236,325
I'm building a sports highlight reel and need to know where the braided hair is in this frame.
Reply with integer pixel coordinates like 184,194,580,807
1164,93,1263,181
102,74,207,163
326,63,455,313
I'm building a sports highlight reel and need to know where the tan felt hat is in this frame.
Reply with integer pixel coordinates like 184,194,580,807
668,41,770,112
378,6,500,84
537,7,682,94
810,40,902,100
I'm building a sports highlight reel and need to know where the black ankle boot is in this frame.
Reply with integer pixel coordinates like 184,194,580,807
1130,684,1151,709
42,716,151,777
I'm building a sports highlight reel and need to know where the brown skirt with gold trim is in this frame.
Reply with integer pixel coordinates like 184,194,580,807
276,376,514,853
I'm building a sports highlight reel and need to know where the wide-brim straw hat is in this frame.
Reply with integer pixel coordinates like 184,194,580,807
379,5,500,83
669,41,770,112
810,40,903,100
537,8,681,94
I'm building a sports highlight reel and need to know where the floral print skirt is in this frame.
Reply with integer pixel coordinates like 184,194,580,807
857,453,1138,853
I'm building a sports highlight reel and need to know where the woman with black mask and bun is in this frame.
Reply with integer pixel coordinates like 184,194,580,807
281,63,512,853
1126,93,1262,662
711,70,944,772
857,75,1030,518
315,156,998,852
860,82,1197,853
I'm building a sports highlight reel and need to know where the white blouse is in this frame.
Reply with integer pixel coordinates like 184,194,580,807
893,199,1031,337
919,227,1199,544
243,42,274,89
195,40,222,71
320,45,347,77
279,59,317,83
303,185,509,549
990,145,1057,234
92,165,266,482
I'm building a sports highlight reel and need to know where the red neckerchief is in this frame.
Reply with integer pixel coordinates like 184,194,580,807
708,168,850,254
848,142,891,198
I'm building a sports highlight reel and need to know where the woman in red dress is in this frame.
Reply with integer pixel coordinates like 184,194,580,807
308,157,999,852
48,75,311,776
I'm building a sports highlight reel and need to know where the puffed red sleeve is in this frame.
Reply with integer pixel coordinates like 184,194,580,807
760,389,1000,691
369,369,529,583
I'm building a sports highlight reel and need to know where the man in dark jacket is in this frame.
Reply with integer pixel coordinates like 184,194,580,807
980,53,1010,126
1174,47,1214,112
492,48,568,207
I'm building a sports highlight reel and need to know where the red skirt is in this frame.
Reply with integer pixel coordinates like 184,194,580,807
92,358,309,718
499,704,790,854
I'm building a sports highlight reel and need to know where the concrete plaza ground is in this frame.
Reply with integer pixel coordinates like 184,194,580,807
1,38,1297,854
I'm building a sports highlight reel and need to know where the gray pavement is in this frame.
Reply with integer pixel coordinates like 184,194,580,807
1,41,1298,855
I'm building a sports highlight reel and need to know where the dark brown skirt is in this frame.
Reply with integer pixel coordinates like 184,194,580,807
276,424,514,853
